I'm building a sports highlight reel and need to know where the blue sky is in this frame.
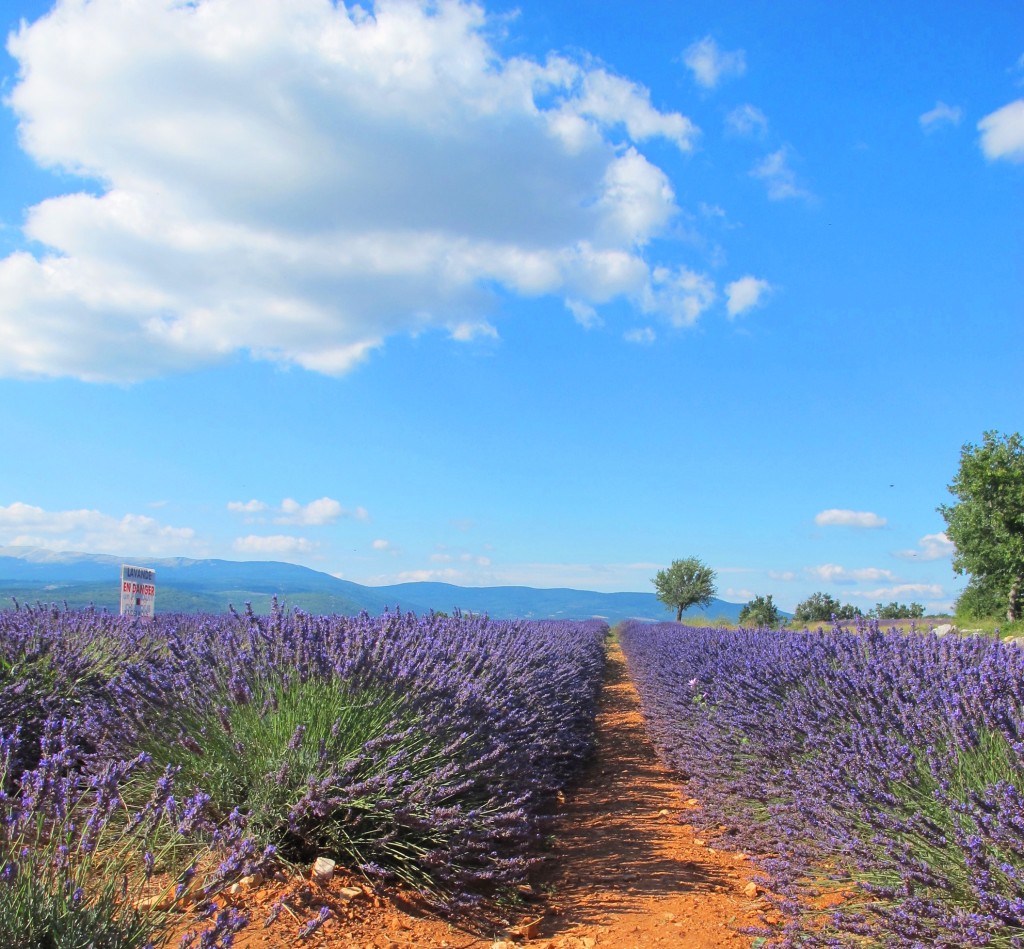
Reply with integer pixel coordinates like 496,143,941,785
0,0,1021,613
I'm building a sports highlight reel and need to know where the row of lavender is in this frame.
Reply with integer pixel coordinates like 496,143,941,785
619,620,1024,948
1,603,607,947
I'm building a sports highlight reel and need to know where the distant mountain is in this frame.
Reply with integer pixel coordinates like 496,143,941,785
0,546,751,624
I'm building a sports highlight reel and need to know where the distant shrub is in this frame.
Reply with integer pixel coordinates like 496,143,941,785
737,594,782,627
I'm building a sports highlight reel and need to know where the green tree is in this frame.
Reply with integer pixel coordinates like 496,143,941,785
955,577,1006,621
939,431,1024,622
738,594,782,627
872,601,925,620
793,592,861,623
652,557,717,622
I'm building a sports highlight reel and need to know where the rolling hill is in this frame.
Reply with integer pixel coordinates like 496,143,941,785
0,546,753,623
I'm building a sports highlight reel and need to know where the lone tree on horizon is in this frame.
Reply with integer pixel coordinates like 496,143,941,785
653,557,717,622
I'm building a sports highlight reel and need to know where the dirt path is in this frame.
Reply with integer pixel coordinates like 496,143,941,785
522,641,764,948
184,643,765,948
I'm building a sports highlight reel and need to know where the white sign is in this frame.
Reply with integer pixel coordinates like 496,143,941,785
120,564,156,618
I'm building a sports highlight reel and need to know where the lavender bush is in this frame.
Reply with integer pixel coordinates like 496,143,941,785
0,720,258,949
619,620,1024,947
1,602,606,936
135,606,607,907
0,603,173,780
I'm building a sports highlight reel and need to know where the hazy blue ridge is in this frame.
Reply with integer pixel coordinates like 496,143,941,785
0,546,756,623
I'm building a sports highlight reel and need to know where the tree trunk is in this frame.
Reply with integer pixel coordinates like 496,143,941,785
676,605,683,622
1009,575,1022,624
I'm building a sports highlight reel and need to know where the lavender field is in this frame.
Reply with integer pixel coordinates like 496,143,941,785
620,620,1024,948
0,603,607,947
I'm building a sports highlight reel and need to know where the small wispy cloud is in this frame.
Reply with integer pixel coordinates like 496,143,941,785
683,36,746,89
895,531,955,561
725,587,756,601
227,499,269,515
725,275,772,318
807,564,897,584
641,266,716,328
393,568,463,583
228,497,367,526
624,327,656,345
449,321,499,342
751,147,813,201
919,101,963,132
815,509,887,529
565,298,602,329
726,103,768,137
855,583,944,600
232,534,316,555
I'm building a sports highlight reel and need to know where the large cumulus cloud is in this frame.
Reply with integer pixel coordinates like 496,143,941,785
1,0,710,381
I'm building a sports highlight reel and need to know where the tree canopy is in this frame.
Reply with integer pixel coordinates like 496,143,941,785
793,592,861,623
652,557,717,622
939,431,1024,622
872,601,925,620
738,594,782,627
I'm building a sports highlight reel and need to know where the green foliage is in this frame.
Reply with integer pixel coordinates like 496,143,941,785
792,592,861,623
738,594,782,628
652,557,717,622
872,601,925,619
956,577,1009,622
852,729,1023,923
940,430,1024,622
0,747,202,949
133,675,459,893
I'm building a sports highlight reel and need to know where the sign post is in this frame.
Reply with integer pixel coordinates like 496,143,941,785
120,564,156,618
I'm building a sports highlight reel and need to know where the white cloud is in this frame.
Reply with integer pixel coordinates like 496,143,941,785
392,568,463,583
767,570,796,582
807,564,897,584
725,275,772,318
449,321,498,342
565,298,601,329
895,531,956,562
641,266,716,328
228,496,362,526
570,68,699,150
233,535,316,555
624,326,656,345
725,104,768,137
372,539,392,551
978,99,1024,162
0,0,706,382
855,583,945,601
725,587,756,601
369,559,662,592
751,147,812,201
227,499,268,514
919,101,963,131
683,36,746,89
277,497,345,526
0,501,199,556
815,509,887,528
699,202,727,220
